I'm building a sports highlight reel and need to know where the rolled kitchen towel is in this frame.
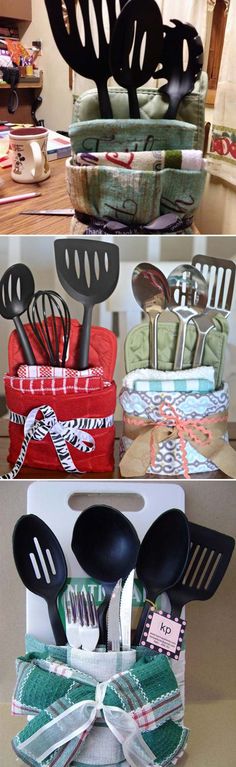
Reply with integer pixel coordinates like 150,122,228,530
123,366,215,394
73,149,206,172
12,642,188,767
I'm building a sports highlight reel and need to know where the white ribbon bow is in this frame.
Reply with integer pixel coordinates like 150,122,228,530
18,680,159,767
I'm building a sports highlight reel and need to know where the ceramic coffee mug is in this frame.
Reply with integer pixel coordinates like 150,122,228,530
9,127,51,183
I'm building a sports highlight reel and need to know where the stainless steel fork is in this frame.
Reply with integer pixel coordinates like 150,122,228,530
65,587,99,650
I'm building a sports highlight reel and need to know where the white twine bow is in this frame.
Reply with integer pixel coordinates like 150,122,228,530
0,404,95,480
17,680,159,767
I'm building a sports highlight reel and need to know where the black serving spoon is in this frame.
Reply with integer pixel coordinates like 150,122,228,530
0,263,36,365
13,514,68,645
157,20,203,119
110,0,163,118
71,505,140,644
134,508,190,644
167,521,235,618
44,0,121,118
54,239,119,370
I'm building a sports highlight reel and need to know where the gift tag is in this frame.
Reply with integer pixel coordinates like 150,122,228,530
140,607,186,660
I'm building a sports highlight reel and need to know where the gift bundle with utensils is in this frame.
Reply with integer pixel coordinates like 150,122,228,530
119,255,236,478
0,239,119,478
43,1,207,232
11,504,234,767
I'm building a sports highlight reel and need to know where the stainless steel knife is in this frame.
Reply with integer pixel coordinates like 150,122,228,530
119,569,135,651
107,579,122,652
19,208,74,216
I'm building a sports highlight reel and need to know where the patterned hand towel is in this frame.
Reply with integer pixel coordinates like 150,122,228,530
12,645,189,767
73,150,206,172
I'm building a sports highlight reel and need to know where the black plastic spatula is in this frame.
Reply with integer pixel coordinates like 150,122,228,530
55,239,119,370
44,0,120,118
167,521,235,618
0,263,36,365
13,515,68,645
110,0,163,118
157,20,203,119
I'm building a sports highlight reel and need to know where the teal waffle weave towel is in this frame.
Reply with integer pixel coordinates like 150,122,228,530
12,641,189,767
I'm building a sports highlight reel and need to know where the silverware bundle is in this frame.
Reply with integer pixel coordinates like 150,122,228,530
132,255,236,371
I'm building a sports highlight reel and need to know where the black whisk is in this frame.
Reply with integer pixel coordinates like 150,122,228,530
27,290,71,367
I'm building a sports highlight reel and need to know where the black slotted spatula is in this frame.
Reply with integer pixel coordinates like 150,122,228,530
55,239,119,370
13,514,68,645
167,521,235,618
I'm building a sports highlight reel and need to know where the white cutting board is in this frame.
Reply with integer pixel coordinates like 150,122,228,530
26,481,185,643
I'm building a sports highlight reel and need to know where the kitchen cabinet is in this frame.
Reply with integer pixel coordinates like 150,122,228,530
0,1,32,22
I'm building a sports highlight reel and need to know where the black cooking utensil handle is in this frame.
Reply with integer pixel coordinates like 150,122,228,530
97,83,113,120
128,89,140,119
97,596,110,646
78,305,93,370
48,599,67,645
134,598,154,645
14,316,36,365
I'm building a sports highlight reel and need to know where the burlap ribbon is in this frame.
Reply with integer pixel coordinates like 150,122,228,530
119,403,236,479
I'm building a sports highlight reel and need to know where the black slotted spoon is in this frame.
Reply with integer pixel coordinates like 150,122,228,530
167,521,235,618
13,514,68,645
157,20,203,119
44,0,120,118
110,0,163,118
55,239,119,370
0,263,36,365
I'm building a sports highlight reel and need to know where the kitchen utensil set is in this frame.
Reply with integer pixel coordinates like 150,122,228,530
13,507,234,651
132,256,235,370
0,240,119,369
44,1,203,119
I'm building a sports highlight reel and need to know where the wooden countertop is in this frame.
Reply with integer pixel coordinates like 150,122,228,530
0,158,72,235
0,418,235,479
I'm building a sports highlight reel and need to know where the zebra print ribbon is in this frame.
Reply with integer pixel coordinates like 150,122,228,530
0,405,113,480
